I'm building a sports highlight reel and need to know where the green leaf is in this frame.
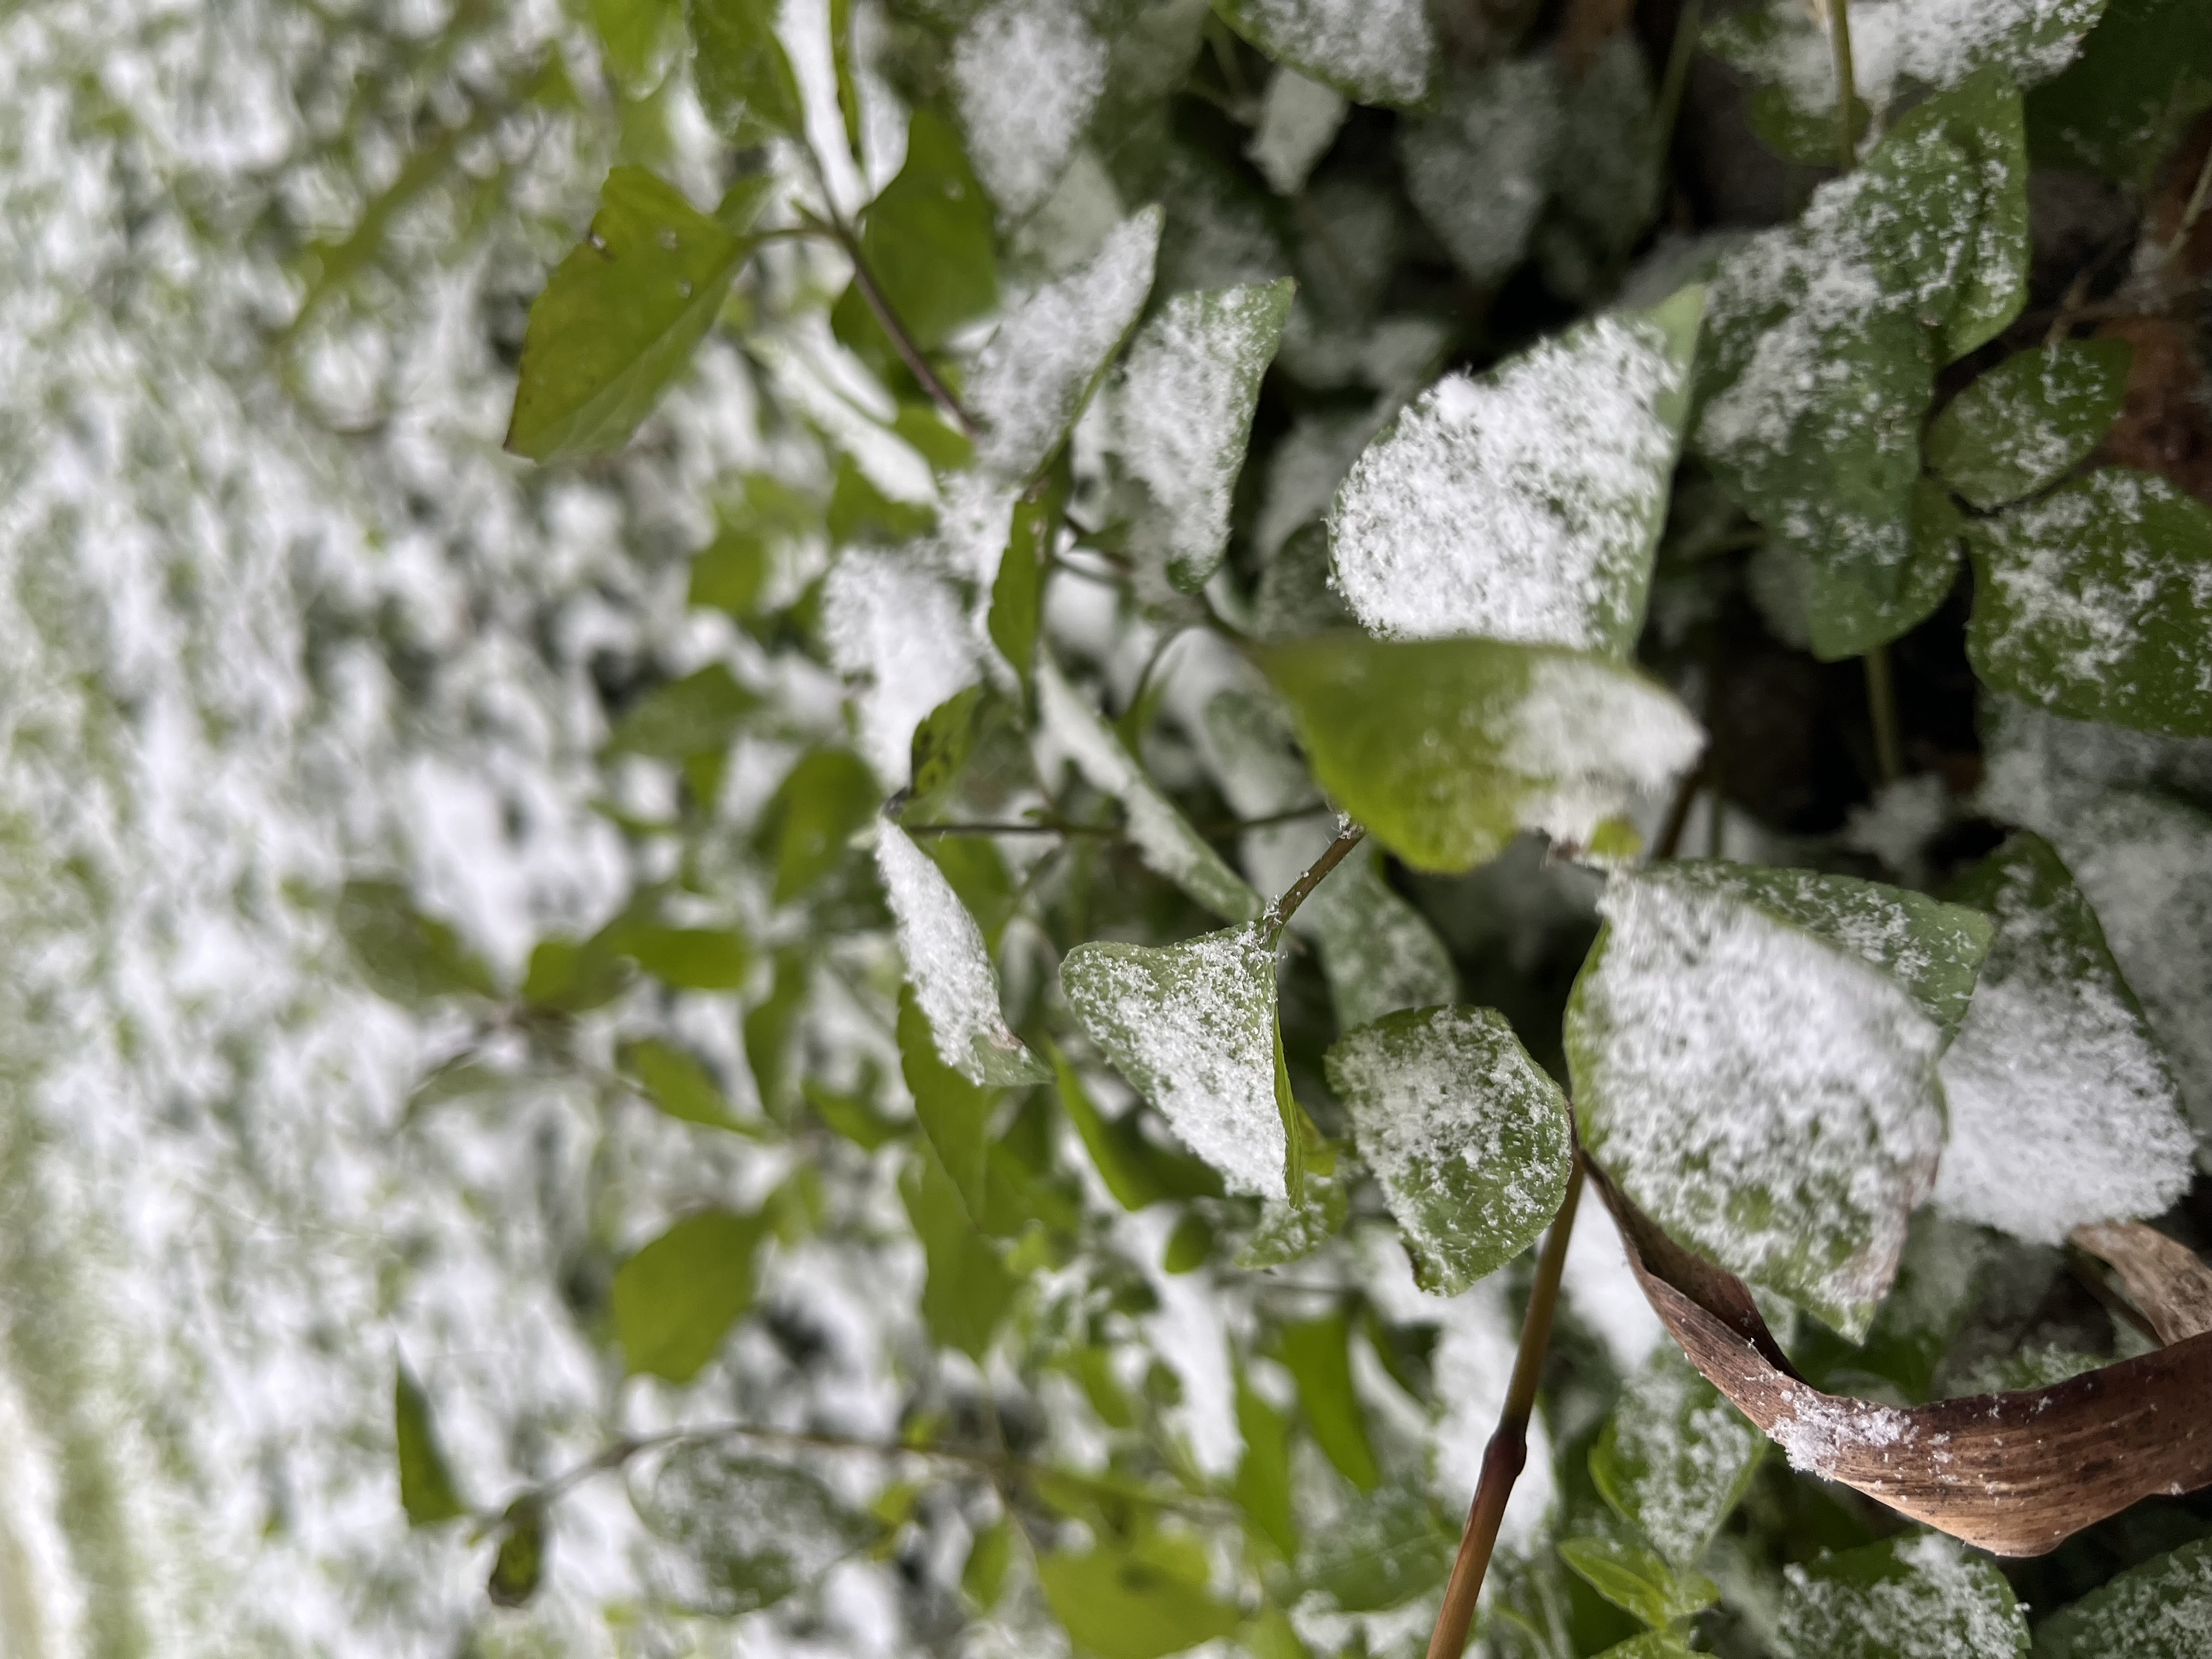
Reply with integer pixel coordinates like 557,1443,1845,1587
2035,1534,2212,1658
1215,0,1437,107
969,207,1162,483
337,879,496,1005
505,167,751,460
1255,634,1703,873
1325,1006,1572,1295
880,828,1046,1087
1589,1347,1764,1571
899,1143,1022,1359
760,748,878,904
1589,1634,1699,1659
743,946,810,1114
1038,1544,1243,1659
989,462,1065,703
962,1517,1015,1610
606,663,757,758
1302,847,1462,1031
1297,1483,1455,1612
1933,832,2193,1241
2027,0,2212,187
592,0,681,92
854,108,996,351
896,984,997,1224
1278,1311,1381,1492
827,453,934,545
1328,285,1704,657
394,1365,468,1526
611,1209,767,1382
1775,1533,2028,1659
1110,278,1294,592
633,1447,876,1615
616,924,751,990
1036,658,1261,921
487,1496,548,1607
1062,923,1289,1200
621,1037,758,1133
1967,469,2212,739
1053,1045,1222,1211
1556,1534,1719,1629
1900,70,2030,366
827,0,861,154
1568,865,1974,1339
906,685,988,805
800,1075,905,1150
521,935,629,1013
1928,338,2134,510
1233,1374,1298,1560
687,0,803,143
1804,476,1965,662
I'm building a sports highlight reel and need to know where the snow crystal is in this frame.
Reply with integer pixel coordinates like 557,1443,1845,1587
950,0,1108,218
1224,0,1434,108
1060,924,1287,1199
1245,66,1347,195
822,548,984,785
969,206,1162,481
1036,657,1260,921
1933,838,2193,1243
1767,1388,1915,1479
1398,60,1561,289
1572,871,1945,1334
1730,0,2102,121
875,823,1030,1085
1778,1532,2029,1659
1330,315,1684,654
1499,653,1708,848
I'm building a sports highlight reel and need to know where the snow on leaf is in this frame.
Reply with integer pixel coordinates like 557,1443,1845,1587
1325,1006,1572,1295
968,206,1161,482
949,0,1107,218
1109,279,1294,592
821,549,983,786
1258,634,1705,872
1245,67,1348,195
1591,1346,1765,1570
1329,287,1702,655
2036,1536,2212,1659
1215,0,1436,108
1398,60,1562,290
1060,923,1288,1200
1774,1533,2030,1659
1036,656,1261,921
1926,337,2132,510
875,823,1045,1087
635,1448,875,1617
1934,832,2192,1243
1567,867,1949,1340
1966,469,2212,740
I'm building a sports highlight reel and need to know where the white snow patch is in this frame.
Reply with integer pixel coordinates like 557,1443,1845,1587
950,0,1108,218
822,549,984,785
875,823,1029,1084
1225,0,1434,107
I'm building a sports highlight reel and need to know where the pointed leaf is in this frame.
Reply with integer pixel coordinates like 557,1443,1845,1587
988,461,1066,701
337,879,496,1005
606,663,757,758
1556,1534,1719,1628
1928,337,2133,510
1038,1545,1242,1659
900,1143,1022,1358
1296,1483,1455,1612
687,0,803,143
855,108,996,349
1053,1046,1222,1211
487,1496,548,1606
620,1038,755,1132
2036,1534,2212,1658
1589,1346,1764,1570
394,1365,469,1526
1215,0,1436,106
878,823,1045,1086
1775,1533,2028,1659
1325,1006,1573,1295
1279,1312,1381,1492
1234,1375,1299,1559
1804,476,1965,662
612,1209,768,1383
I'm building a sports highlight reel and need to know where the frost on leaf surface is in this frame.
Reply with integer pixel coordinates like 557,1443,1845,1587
1591,1347,1764,1571
1036,657,1261,921
1325,1007,1572,1295
968,206,1162,482
1934,832,2192,1243
1567,868,1949,1340
1110,279,1294,592
822,549,983,786
2037,1536,2212,1659
1060,923,1288,1200
876,823,1045,1086
1774,1533,2029,1659
1246,67,1348,195
1966,469,2212,740
1215,0,1435,108
1330,287,1703,655
1926,337,2132,510
949,0,1107,218
1398,60,1562,289
1260,635,1704,872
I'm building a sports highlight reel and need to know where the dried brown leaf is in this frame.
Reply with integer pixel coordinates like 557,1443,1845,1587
2072,1220,2212,1346
1596,1167,2212,1557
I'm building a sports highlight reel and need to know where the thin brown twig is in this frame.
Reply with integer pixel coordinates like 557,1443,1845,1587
1426,1154,1587,1659
1267,821,1365,933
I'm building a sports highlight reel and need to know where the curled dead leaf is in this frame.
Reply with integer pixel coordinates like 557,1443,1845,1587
1595,1167,2212,1557
2073,1220,2212,1346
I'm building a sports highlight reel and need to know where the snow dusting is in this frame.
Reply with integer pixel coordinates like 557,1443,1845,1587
874,823,1032,1085
1398,60,1562,289
822,549,984,786
1220,0,1435,108
1776,1531,2029,1659
1767,1388,1916,1479
1602,1347,1765,1567
950,0,1108,218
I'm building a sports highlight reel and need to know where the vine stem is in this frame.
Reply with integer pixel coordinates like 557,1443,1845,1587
1651,0,1703,168
1864,642,1903,785
1267,821,1365,934
1425,1153,1587,1659
1830,0,1858,173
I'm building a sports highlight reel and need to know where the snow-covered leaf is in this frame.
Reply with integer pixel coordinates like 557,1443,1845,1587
635,1449,876,1616
1567,866,1956,1339
1036,657,1261,921
1804,477,1965,661
1330,287,1702,655
1556,1533,1720,1628
1590,1346,1764,1570
876,823,1045,1086
968,206,1162,481
612,1210,768,1383
1110,278,1293,592
1325,1007,1572,1295
822,549,984,785
2036,1535,2212,1659
1927,338,2132,510
1060,923,1289,1199
950,0,1107,218
1215,0,1436,108
1398,60,1562,289
1774,1533,2029,1659
1245,66,1348,195
1934,832,2193,1242
1966,469,2212,740
1257,634,1704,873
